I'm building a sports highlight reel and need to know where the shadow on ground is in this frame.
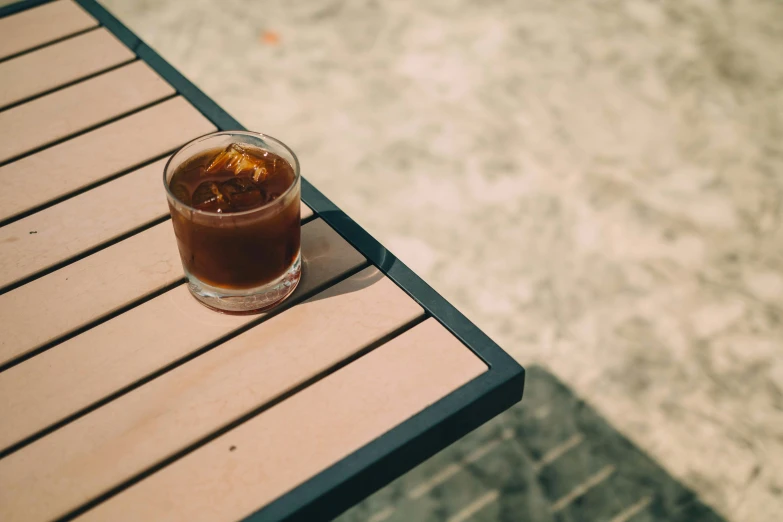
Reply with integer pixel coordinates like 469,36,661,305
337,366,724,522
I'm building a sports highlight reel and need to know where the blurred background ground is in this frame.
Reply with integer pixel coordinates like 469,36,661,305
99,1,783,520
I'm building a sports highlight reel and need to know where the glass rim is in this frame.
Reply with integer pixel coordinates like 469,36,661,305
162,130,301,217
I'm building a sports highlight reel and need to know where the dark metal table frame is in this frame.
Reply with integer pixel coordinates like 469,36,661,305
0,1,526,520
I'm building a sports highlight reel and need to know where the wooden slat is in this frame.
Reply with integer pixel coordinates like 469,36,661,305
0,28,135,108
0,0,97,60
75,319,486,522
0,217,358,451
0,220,179,367
0,158,169,289
0,268,421,522
0,174,313,289
0,159,314,289
0,96,215,221
0,61,174,163
0,166,311,289
0,215,327,368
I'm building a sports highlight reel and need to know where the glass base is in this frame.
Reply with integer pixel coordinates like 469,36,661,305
187,252,301,314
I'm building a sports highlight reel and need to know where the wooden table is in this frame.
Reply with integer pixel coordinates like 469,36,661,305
0,1,525,520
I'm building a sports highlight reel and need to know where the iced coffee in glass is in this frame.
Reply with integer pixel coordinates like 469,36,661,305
164,131,301,314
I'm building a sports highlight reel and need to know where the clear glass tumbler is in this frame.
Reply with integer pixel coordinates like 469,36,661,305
164,131,302,314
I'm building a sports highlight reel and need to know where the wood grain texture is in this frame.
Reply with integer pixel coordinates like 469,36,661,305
0,221,180,367
0,164,310,288
0,0,97,60
0,209,320,368
0,28,134,108
75,319,486,522
0,97,215,221
0,158,169,289
0,268,420,522
0,61,174,163
0,218,361,451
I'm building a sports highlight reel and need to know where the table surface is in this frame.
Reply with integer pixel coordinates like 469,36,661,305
0,1,524,520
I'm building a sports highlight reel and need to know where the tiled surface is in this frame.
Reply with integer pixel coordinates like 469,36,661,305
337,366,725,522
100,1,783,520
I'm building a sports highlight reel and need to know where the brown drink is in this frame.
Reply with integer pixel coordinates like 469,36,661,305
164,132,301,314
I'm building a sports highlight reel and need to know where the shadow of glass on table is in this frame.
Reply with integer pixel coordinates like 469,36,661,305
304,267,385,305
